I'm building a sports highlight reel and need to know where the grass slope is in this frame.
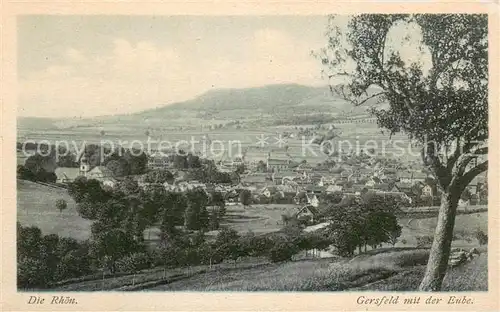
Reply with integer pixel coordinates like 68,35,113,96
54,248,484,292
45,243,487,291
149,248,486,292
397,212,487,248
16,179,92,241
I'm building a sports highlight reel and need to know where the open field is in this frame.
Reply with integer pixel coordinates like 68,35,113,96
18,120,417,164
16,179,92,241
16,181,296,241
397,212,487,248
218,204,297,234
142,204,298,242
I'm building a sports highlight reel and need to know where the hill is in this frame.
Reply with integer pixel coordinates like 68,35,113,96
133,83,385,119
17,84,387,131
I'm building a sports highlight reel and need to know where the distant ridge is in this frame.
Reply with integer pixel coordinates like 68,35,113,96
18,83,387,130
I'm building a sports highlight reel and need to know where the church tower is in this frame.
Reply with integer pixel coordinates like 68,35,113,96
79,154,90,176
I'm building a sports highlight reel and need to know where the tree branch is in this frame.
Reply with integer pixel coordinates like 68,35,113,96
453,145,488,179
352,92,386,107
446,139,482,173
428,26,473,91
460,160,488,188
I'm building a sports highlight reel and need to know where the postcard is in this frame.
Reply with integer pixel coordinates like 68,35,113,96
1,1,499,311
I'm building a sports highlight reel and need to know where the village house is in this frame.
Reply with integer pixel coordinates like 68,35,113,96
458,198,470,207
86,166,114,180
294,204,319,223
218,157,245,173
178,181,208,193
340,169,354,181
317,176,336,187
271,171,297,185
147,151,171,171
260,186,281,198
341,193,361,204
364,176,382,187
398,171,428,184
17,150,29,166
374,191,412,205
293,190,307,205
326,184,343,194
343,184,367,196
305,193,320,208
54,167,81,184
372,168,397,183
307,174,322,185
240,184,258,194
275,185,297,200
421,184,435,197
266,158,293,172
305,185,327,196
468,175,487,195
391,182,414,196
240,173,269,188
295,162,314,173
372,183,391,192
55,154,115,186
224,189,240,203
102,177,118,189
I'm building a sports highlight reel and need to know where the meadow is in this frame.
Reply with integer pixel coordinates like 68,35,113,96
18,120,416,165
16,180,296,241
16,179,92,241
397,212,488,248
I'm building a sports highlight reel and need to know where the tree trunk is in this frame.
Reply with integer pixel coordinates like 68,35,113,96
419,191,459,291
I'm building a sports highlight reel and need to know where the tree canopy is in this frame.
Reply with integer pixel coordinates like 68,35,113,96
317,14,487,192
317,14,488,291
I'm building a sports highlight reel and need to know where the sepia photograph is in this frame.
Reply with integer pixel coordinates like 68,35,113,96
13,13,490,294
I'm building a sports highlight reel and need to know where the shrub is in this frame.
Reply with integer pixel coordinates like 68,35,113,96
54,249,92,281
401,239,407,245
115,252,152,273
474,229,488,246
393,250,429,267
267,237,300,263
452,229,474,242
215,228,244,262
17,224,92,289
416,235,434,248
240,232,274,257
17,257,51,289
239,190,252,206
152,245,186,268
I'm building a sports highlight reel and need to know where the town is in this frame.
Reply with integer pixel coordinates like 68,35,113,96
18,136,488,214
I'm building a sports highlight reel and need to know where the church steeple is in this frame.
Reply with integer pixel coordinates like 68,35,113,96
80,153,90,176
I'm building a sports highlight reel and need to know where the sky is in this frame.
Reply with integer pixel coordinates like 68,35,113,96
18,16,333,118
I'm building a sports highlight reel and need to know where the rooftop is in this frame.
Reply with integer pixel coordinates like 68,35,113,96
267,159,291,165
54,167,81,181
